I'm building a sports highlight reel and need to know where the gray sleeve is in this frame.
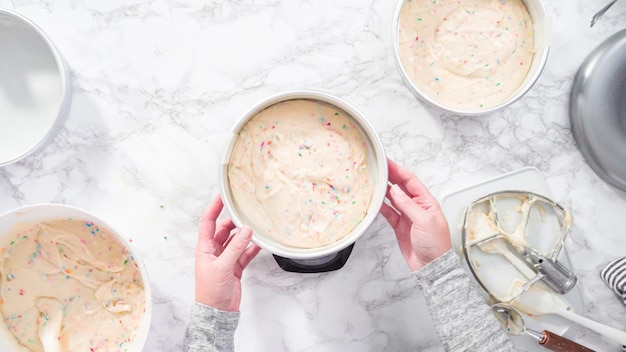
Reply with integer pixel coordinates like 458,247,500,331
413,250,518,352
183,302,240,352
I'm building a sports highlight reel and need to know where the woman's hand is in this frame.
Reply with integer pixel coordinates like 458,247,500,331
380,159,451,271
194,195,261,311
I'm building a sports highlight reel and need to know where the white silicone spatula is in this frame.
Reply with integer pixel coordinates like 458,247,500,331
36,298,64,352
513,283,626,345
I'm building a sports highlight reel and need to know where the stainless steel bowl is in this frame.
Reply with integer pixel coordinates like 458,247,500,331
0,9,72,167
391,0,550,116
570,29,626,191
220,90,387,260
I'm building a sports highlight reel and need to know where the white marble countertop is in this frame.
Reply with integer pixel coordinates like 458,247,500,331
1,0,626,351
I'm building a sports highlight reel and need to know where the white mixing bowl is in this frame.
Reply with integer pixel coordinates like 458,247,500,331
0,204,151,352
0,9,72,167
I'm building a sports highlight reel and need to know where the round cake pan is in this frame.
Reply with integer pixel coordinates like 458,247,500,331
220,90,388,260
0,9,72,167
570,28,626,191
0,204,152,351
391,0,551,116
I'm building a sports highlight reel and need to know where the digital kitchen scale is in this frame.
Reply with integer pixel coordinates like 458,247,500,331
272,243,355,273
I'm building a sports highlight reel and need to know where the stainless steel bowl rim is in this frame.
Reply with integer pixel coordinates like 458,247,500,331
220,89,388,260
569,28,626,191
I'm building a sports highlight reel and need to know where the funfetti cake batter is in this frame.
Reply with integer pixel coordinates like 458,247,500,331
397,0,534,110
0,219,146,352
228,99,373,248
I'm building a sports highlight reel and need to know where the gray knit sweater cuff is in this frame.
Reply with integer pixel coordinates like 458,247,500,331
412,250,517,352
183,302,240,352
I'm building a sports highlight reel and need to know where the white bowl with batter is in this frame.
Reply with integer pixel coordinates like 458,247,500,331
0,204,151,352
392,0,550,116
221,90,387,260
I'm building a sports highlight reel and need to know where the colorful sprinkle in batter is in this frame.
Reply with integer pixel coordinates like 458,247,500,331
0,219,145,351
228,99,373,248
398,0,534,110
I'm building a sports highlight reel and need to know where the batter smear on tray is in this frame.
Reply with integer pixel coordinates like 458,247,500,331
397,0,534,110
228,99,373,248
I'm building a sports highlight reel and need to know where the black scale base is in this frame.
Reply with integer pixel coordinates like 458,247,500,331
272,243,355,273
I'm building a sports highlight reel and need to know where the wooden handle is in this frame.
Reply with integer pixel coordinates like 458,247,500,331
539,330,595,352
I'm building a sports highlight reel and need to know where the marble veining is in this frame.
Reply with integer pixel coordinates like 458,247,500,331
1,0,626,351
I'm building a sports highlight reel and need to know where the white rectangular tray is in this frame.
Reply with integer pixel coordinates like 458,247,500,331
440,167,584,350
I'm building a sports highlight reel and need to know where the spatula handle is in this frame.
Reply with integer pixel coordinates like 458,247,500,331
539,330,595,352
557,307,626,345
